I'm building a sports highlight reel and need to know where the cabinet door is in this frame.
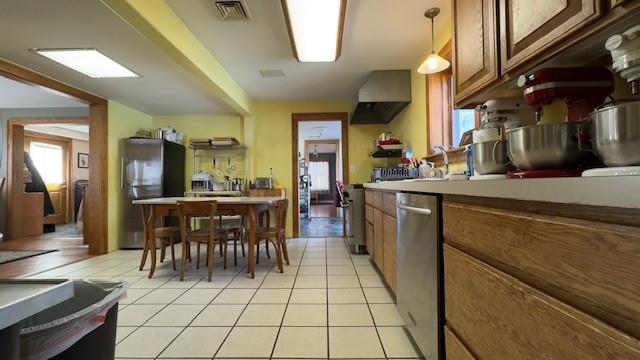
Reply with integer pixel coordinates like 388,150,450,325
382,213,397,292
373,209,384,268
444,244,640,359
365,220,374,259
499,0,601,73
453,0,499,103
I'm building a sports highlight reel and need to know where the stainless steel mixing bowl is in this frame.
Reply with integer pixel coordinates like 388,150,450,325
472,140,509,174
505,122,590,170
591,101,640,166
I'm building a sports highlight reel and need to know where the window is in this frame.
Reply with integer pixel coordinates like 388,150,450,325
309,161,330,191
451,109,476,147
29,141,64,184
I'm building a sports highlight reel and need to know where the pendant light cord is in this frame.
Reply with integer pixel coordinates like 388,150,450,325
431,17,435,54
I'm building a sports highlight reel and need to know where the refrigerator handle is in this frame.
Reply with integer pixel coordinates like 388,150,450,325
120,157,125,189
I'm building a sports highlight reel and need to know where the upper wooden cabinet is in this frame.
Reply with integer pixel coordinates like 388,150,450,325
499,0,602,73
452,0,499,103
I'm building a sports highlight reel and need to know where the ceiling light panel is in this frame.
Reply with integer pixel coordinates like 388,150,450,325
282,0,346,62
32,48,139,78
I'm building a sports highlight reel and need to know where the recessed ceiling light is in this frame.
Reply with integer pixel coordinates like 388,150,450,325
31,48,139,78
281,0,347,62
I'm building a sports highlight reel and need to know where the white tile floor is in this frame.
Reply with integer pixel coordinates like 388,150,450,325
31,237,422,359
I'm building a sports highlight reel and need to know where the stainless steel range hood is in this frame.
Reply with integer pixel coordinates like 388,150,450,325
351,70,411,124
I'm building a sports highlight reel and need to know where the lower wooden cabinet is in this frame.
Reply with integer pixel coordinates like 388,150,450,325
373,208,384,269
365,220,374,260
444,326,475,360
444,244,640,359
382,213,397,292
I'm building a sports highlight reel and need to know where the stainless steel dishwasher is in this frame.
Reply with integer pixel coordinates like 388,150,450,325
396,193,443,359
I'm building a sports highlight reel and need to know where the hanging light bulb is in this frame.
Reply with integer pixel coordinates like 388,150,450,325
417,7,450,74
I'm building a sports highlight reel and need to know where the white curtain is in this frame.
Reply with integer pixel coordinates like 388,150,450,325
309,161,330,191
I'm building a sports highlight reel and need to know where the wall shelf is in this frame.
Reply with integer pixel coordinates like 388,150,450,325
370,147,402,158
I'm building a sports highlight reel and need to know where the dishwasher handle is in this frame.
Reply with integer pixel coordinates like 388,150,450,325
397,203,432,216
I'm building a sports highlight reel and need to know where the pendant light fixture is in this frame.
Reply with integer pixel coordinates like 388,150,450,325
417,7,450,74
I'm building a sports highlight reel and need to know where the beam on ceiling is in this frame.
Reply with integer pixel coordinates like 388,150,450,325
102,0,254,115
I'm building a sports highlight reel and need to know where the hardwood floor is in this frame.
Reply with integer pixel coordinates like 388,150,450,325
309,203,338,218
0,224,91,278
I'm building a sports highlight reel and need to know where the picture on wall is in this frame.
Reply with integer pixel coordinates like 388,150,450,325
78,153,89,168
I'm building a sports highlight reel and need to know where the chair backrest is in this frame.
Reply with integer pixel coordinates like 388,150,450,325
176,200,218,239
275,199,288,234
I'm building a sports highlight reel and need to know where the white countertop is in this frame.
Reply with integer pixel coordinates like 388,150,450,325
185,190,243,196
364,176,640,209
133,196,282,205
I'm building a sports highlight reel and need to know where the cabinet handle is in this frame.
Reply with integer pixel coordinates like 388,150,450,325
397,203,432,215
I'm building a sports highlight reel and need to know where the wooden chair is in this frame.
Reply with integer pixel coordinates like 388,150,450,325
219,215,245,266
177,200,228,281
139,206,180,272
255,199,289,272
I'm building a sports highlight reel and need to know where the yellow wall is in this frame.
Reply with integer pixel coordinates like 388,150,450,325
251,101,386,237
152,115,245,190
387,20,452,159
107,101,153,251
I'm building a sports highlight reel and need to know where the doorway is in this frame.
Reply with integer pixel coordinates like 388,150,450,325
0,60,108,256
292,113,349,238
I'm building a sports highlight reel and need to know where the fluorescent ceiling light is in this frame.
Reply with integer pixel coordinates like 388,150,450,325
32,48,138,78
282,0,347,62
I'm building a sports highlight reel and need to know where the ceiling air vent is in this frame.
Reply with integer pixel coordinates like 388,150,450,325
259,69,285,78
214,1,250,21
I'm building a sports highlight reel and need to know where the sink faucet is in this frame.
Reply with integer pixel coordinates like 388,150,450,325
432,145,450,175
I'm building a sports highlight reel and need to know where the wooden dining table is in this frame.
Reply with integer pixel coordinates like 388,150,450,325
132,196,282,279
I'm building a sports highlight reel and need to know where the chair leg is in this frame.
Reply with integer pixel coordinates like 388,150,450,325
265,240,271,259
219,241,224,257
256,240,260,264
160,240,166,262
139,234,149,271
180,240,187,281
207,240,214,282
170,237,176,271
240,232,246,258
223,241,228,270
187,242,192,262
196,243,201,270
233,235,238,266
274,239,283,273
280,234,290,265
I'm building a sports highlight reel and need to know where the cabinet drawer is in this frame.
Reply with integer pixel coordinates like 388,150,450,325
382,192,396,217
444,245,640,359
445,326,476,360
382,213,397,292
365,204,374,223
372,191,382,209
365,190,374,205
443,201,640,339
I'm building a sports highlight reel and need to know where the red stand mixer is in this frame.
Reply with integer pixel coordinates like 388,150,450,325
507,67,614,179
517,67,614,122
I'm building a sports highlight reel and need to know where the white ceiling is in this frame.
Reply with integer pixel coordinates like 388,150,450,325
0,75,87,108
167,0,451,101
0,0,236,115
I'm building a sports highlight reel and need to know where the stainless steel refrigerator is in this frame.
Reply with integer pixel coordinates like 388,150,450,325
119,138,185,249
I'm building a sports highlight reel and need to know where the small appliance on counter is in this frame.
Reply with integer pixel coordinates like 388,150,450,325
371,167,418,182
252,177,274,189
191,171,214,191
470,98,534,176
518,67,614,123
501,66,615,178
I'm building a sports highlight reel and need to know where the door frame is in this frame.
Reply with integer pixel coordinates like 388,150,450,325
23,129,74,224
1,59,108,254
291,112,349,238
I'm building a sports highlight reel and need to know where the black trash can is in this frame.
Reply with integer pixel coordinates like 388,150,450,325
19,280,127,360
